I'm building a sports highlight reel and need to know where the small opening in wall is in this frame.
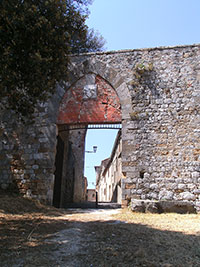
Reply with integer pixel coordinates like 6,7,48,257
140,171,145,179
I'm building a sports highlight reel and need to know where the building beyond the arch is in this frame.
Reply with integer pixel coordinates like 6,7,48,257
0,44,200,211
96,130,122,204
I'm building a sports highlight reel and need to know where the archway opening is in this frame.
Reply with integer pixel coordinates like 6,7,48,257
53,73,122,208
84,124,122,206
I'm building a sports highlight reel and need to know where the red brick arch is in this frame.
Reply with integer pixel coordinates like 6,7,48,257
57,74,121,125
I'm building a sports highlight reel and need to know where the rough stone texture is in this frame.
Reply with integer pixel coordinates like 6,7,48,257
131,199,197,214
158,200,197,214
0,44,200,210
68,129,86,203
0,85,64,204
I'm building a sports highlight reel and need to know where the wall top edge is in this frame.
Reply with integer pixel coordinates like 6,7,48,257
70,43,200,57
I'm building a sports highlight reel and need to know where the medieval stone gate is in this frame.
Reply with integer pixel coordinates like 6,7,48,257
0,44,200,210
53,73,123,207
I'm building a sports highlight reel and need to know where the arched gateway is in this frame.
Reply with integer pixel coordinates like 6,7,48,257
0,44,199,211
53,59,131,207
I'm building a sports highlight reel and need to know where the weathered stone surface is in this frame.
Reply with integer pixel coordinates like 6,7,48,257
57,74,121,124
131,199,160,213
178,192,196,201
131,199,146,213
0,44,200,209
131,199,197,214
158,201,197,214
145,201,160,213
159,190,174,200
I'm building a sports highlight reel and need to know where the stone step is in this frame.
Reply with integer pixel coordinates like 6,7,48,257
131,199,197,214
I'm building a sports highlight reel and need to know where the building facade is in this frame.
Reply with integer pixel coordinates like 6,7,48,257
96,130,122,204
86,189,96,202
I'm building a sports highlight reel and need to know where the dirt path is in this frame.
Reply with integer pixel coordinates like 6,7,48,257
39,209,121,267
1,207,124,267
1,195,200,266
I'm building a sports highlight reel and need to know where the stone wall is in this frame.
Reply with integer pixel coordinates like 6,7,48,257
71,44,200,210
0,84,65,204
0,44,199,210
0,105,57,203
68,129,86,203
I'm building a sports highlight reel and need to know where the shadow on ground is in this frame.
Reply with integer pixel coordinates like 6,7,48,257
1,212,200,266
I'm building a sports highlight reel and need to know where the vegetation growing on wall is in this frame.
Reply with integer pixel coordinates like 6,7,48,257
129,62,154,120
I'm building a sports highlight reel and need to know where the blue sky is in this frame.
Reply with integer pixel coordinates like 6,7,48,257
87,0,200,51
84,0,200,189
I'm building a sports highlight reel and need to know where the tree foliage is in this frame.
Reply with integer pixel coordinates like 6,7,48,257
0,0,105,118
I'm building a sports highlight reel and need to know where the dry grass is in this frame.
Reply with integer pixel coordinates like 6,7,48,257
113,208,200,235
1,193,200,266
82,209,200,266
0,192,74,266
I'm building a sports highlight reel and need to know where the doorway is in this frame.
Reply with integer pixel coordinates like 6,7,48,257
85,124,122,205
